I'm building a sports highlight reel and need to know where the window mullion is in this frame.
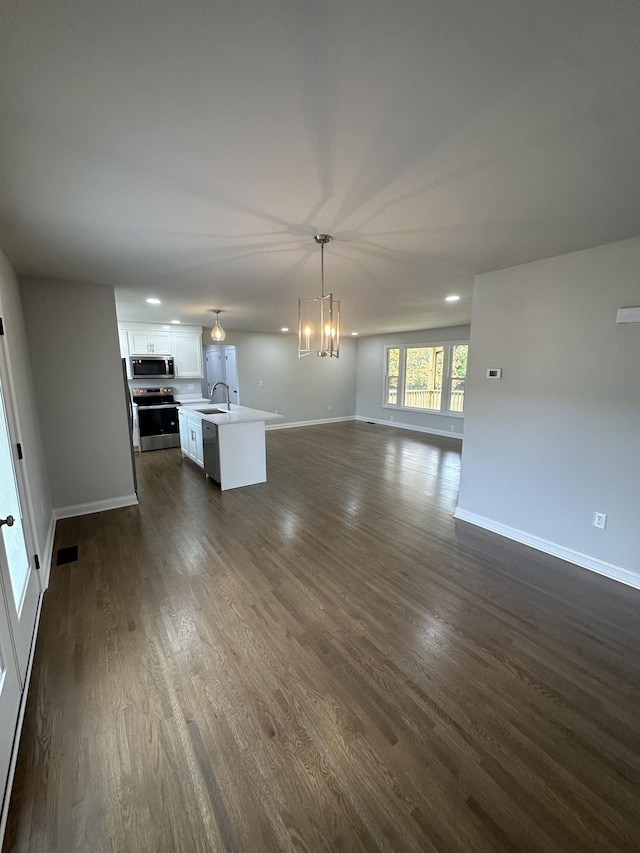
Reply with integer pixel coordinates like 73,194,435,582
441,345,452,412
398,346,407,408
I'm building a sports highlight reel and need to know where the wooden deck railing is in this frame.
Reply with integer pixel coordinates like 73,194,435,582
387,390,464,412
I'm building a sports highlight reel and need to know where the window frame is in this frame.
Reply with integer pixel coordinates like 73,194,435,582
383,340,469,417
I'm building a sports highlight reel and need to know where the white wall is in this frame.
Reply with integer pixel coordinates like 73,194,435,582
456,237,640,584
20,278,136,513
211,330,357,426
355,326,471,437
0,253,54,576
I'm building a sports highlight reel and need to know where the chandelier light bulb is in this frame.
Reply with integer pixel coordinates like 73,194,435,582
210,309,226,342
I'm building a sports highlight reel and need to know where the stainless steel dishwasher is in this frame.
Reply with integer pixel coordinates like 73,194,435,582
202,421,221,483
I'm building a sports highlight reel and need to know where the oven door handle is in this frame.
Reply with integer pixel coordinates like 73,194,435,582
136,404,178,410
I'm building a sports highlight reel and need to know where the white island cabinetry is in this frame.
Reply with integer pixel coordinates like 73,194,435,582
178,403,282,490
178,409,204,468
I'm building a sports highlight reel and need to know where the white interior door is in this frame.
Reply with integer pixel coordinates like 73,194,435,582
0,343,41,683
0,588,21,811
224,346,240,404
205,349,224,401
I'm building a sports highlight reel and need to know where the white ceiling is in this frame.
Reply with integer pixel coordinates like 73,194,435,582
1,1,640,335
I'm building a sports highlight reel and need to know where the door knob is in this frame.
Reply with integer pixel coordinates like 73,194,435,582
0,515,15,528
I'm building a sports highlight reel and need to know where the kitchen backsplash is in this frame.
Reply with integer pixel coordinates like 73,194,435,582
128,378,204,394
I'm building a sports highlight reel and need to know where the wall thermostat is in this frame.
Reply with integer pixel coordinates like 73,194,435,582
486,368,503,379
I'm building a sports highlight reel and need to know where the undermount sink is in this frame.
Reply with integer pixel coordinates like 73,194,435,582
194,407,229,414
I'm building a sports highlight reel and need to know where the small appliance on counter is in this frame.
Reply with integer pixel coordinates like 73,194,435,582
132,387,180,451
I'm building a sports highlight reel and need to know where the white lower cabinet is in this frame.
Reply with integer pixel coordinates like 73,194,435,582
179,410,204,469
179,410,189,454
191,420,204,467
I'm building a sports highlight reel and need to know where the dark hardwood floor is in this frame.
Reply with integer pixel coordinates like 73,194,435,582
4,422,640,852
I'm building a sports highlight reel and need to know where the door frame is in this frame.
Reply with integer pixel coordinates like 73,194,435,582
0,324,44,681
0,312,46,847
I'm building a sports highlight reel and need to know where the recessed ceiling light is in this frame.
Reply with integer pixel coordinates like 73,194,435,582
445,294,460,303
170,319,181,324
351,332,358,336
146,297,161,305
281,327,290,332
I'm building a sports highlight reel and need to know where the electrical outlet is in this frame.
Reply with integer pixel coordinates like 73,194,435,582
593,511,607,530
259,380,264,387
390,415,394,421
328,404,332,411
450,425,455,432
187,383,194,390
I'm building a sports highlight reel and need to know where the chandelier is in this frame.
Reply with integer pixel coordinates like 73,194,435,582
298,234,340,358
210,309,226,342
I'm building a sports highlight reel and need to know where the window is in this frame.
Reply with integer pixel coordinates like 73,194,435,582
449,344,467,413
385,348,399,405
384,342,468,414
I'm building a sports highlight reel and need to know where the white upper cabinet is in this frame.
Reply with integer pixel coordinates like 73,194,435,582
118,323,204,378
118,331,131,378
171,331,203,378
118,330,129,359
128,330,172,355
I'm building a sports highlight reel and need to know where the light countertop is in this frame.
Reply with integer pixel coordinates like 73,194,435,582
173,394,210,404
178,402,282,426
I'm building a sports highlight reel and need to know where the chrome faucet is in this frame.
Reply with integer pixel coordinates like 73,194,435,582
211,381,231,410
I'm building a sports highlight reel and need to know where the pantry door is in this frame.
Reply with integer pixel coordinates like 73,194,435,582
205,348,224,400
0,336,41,684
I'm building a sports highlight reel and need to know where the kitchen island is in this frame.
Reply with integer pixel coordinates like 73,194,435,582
177,402,282,490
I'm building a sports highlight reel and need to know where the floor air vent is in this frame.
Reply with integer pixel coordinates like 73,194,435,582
56,545,78,565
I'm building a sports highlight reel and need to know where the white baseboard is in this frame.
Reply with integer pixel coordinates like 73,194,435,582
266,415,355,431
453,507,640,590
266,415,464,440
40,512,56,589
0,589,44,848
54,493,138,520
355,415,463,440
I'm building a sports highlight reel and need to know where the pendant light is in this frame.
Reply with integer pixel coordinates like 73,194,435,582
210,309,226,342
298,234,340,358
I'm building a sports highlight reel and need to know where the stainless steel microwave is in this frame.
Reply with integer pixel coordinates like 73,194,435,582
130,356,175,378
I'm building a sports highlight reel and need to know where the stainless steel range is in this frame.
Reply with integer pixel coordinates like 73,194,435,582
132,387,180,451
